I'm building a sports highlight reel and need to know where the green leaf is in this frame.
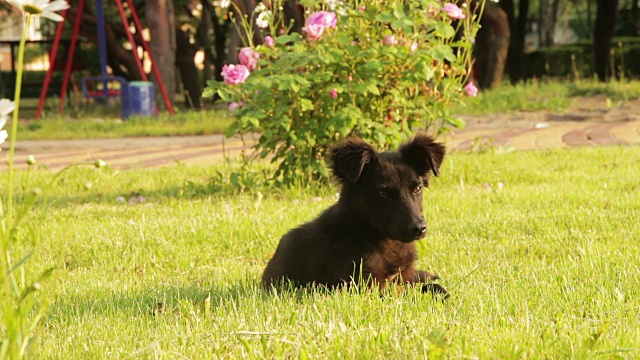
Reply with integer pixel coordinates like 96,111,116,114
298,0,315,7
444,116,466,129
299,98,314,112
391,18,414,33
366,82,381,95
244,109,268,120
415,61,436,81
363,60,383,73
275,33,302,45
375,13,395,23
434,22,455,39
280,119,291,131
431,44,457,62
202,87,217,98
351,83,369,94
290,81,300,93
241,116,260,129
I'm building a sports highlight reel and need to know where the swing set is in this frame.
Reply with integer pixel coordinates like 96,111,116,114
35,0,174,118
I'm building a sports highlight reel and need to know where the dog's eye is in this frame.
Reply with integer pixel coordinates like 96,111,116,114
377,190,390,199
413,185,423,194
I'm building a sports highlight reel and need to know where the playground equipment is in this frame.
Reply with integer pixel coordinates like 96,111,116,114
35,0,174,118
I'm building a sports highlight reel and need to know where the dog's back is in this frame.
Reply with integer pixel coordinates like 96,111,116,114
262,135,447,293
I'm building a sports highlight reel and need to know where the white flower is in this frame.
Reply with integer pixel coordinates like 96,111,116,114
256,10,271,28
254,2,266,13
220,0,230,8
326,0,346,15
6,0,70,22
0,98,15,130
0,130,7,148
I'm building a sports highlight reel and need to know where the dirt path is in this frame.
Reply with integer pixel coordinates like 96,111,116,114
1,96,639,171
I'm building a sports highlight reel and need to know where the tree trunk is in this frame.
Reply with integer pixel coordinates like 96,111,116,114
145,0,176,108
201,0,229,83
176,28,202,109
586,0,593,39
538,0,561,47
196,1,214,82
513,0,529,81
500,0,530,83
283,0,304,34
593,0,619,82
632,0,640,36
474,5,511,89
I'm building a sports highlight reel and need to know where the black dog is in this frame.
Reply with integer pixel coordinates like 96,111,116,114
262,134,448,297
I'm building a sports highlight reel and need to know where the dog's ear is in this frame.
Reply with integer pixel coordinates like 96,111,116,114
399,134,446,177
330,138,377,183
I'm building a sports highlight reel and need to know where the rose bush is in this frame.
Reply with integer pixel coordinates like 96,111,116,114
206,0,483,186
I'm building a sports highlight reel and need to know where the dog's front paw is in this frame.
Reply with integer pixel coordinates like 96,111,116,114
421,283,449,299
417,270,440,282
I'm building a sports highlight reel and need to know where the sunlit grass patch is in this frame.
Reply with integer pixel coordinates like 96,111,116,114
2,145,639,358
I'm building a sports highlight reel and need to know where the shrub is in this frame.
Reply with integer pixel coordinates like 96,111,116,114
205,0,482,185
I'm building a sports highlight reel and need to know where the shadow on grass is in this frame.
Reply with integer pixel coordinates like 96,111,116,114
46,278,344,322
13,170,335,210
47,280,264,319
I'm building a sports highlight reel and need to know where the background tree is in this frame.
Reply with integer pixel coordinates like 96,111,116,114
567,0,594,39
145,0,176,108
538,0,561,46
474,4,510,89
617,0,640,35
634,0,640,35
593,0,619,81
500,0,530,83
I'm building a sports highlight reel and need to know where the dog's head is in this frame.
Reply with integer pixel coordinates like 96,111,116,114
330,134,445,242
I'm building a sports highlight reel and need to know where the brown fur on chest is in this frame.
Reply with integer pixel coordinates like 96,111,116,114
363,240,418,284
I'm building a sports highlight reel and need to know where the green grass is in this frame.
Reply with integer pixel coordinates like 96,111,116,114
455,79,640,116
15,109,233,141
2,145,639,358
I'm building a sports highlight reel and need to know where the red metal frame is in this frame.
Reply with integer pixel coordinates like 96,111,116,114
35,1,69,119
114,0,147,81
58,0,85,113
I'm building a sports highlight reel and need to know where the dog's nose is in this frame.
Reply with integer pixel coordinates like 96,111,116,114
409,222,427,238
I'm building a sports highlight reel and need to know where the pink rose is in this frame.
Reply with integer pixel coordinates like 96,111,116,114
330,88,338,99
464,82,478,97
221,64,250,85
306,11,337,29
228,101,244,111
302,24,325,41
358,5,366,11
238,47,260,71
443,3,466,19
383,35,397,46
410,42,418,52
264,35,275,47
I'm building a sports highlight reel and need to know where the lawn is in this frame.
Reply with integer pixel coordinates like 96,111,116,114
18,110,233,141
457,79,640,115
4,145,639,358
